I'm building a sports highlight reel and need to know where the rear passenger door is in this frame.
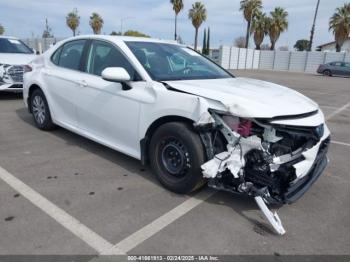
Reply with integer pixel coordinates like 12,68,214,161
44,39,87,128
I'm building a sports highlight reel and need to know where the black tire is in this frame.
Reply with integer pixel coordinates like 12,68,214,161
149,122,206,194
323,70,332,76
30,89,56,131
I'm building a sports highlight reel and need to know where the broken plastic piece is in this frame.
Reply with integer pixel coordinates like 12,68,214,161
254,196,286,235
201,148,243,179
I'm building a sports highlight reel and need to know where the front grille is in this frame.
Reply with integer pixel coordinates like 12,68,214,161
7,65,24,83
283,136,330,204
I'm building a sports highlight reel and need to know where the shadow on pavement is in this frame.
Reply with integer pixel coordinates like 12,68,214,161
0,92,22,100
15,107,275,236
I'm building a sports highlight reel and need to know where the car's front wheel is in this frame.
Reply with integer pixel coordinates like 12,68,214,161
30,89,56,130
149,122,206,194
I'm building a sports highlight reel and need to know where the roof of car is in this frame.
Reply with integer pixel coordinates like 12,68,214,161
64,35,180,45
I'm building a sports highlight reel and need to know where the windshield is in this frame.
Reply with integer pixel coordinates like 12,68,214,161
0,38,34,54
126,41,232,81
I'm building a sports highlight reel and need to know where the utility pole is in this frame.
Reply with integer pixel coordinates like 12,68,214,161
308,0,320,51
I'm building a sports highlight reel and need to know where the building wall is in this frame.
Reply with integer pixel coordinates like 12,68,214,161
320,40,350,52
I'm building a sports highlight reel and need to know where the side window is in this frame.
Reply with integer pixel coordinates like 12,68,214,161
86,40,138,80
51,46,62,65
345,63,350,68
58,40,86,71
334,62,342,67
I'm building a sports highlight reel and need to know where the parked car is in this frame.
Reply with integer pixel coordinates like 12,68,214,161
0,36,36,92
317,61,350,77
23,36,330,235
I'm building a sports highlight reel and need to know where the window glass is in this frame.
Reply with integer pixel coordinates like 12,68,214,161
58,40,86,70
0,38,34,54
344,63,350,68
86,40,138,79
126,41,232,81
334,62,342,66
51,47,62,65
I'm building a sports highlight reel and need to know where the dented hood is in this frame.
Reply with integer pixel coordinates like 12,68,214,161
164,77,319,118
0,53,36,65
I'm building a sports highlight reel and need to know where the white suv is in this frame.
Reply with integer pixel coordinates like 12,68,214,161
0,36,35,92
23,36,330,234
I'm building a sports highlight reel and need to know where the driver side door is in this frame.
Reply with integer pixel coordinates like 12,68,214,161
75,40,146,158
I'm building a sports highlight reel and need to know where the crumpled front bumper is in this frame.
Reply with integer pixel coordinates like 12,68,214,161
281,136,330,204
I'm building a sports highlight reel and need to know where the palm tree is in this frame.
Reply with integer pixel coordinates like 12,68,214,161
188,2,207,50
266,7,288,50
89,13,104,34
170,0,184,41
308,0,320,51
329,3,350,52
0,24,4,35
251,11,267,50
66,8,80,36
240,0,262,48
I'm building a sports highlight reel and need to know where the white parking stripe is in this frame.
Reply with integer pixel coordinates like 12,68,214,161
111,189,216,254
332,140,350,147
326,102,350,120
0,166,125,255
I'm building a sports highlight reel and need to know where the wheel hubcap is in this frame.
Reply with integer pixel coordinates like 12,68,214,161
161,139,190,177
32,95,46,125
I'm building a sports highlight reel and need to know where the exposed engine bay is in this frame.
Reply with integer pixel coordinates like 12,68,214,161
196,110,330,235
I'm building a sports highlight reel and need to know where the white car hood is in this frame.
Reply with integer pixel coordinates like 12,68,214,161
165,77,319,118
0,53,36,65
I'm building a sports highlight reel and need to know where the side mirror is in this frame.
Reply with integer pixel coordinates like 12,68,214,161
101,67,131,83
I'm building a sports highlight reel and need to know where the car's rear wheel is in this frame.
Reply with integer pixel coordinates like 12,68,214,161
323,69,332,76
30,89,56,130
149,122,206,194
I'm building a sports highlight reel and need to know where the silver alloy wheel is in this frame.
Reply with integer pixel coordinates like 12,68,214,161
32,95,46,125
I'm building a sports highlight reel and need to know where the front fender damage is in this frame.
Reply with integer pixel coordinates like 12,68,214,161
195,110,330,235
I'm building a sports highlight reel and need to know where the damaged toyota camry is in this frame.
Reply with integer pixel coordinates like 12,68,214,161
23,36,330,235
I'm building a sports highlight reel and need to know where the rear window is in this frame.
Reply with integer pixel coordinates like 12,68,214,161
57,40,86,71
0,38,34,54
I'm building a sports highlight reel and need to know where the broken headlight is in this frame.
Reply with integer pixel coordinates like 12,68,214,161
221,115,252,137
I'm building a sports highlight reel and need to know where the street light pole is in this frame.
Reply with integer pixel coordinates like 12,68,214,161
308,0,321,51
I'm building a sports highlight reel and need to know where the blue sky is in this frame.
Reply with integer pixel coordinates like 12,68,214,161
0,0,348,49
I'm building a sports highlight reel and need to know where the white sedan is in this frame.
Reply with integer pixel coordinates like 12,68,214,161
23,35,330,234
0,36,36,92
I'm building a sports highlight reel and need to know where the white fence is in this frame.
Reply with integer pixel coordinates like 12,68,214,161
217,46,350,73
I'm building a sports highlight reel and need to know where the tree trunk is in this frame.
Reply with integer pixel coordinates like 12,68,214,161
336,43,341,52
245,20,250,48
270,41,275,50
175,14,178,41
256,44,261,50
194,28,198,50
73,29,76,37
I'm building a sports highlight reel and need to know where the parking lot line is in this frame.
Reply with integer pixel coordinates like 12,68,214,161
331,140,350,147
0,166,125,255
326,101,350,121
110,189,216,254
